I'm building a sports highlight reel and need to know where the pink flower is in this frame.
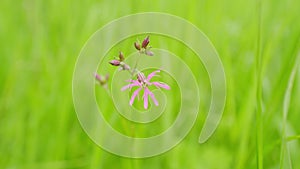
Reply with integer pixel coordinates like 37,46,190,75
121,70,170,109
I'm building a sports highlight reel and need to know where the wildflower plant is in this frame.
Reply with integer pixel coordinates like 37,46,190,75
95,36,170,109
74,13,223,158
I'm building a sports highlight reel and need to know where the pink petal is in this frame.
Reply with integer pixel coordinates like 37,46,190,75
126,79,139,83
152,82,170,90
121,81,140,91
143,88,149,109
147,70,160,81
130,87,142,106
147,89,159,106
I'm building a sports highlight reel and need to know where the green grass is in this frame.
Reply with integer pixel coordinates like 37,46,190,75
0,0,300,168
255,0,263,168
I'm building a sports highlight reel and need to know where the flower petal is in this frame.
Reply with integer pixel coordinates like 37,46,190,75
147,70,160,81
121,82,139,91
130,87,142,106
143,88,149,109
147,88,159,106
152,82,170,90
126,79,138,83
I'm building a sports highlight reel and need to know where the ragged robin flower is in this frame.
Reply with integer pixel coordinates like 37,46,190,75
121,70,170,109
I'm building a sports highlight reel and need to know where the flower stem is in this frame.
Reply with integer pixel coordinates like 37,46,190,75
132,52,142,75
255,0,263,168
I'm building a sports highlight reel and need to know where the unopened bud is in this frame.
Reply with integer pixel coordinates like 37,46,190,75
95,73,102,82
109,60,121,66
134,42,141,50
142,36,150,48
94,73,109,86
123,64,130,70
119,62,130,71
119,52,124,61
145,50,154,56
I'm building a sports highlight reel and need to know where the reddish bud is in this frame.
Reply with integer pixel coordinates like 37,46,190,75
119,52,124,61
134,42,141,50
142,36,150,48
109,60,121,66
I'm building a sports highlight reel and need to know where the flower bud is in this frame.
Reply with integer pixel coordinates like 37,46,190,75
142,36,150,48
145,50,154,56
94,73,102,82
95,73,109,86
109,60,121,66
123,64,130,70
119,62,130,71
118,51,124,61
134,42,141,50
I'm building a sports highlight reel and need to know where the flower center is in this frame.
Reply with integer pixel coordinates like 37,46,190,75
137,72,150,87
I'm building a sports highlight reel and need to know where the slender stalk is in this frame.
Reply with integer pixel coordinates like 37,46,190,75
127,51,144,169
132,52,142,75
127,69,135,76
286,135,300,142
255,0,264,168
279,51,299,169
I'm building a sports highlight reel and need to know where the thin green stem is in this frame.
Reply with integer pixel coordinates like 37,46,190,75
255,0,263,168
132,52,142,75
286,135,300,142
279,51,300,169
127,69,135,76
126,51,144,169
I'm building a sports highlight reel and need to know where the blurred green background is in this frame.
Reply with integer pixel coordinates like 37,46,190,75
1,0,300,168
